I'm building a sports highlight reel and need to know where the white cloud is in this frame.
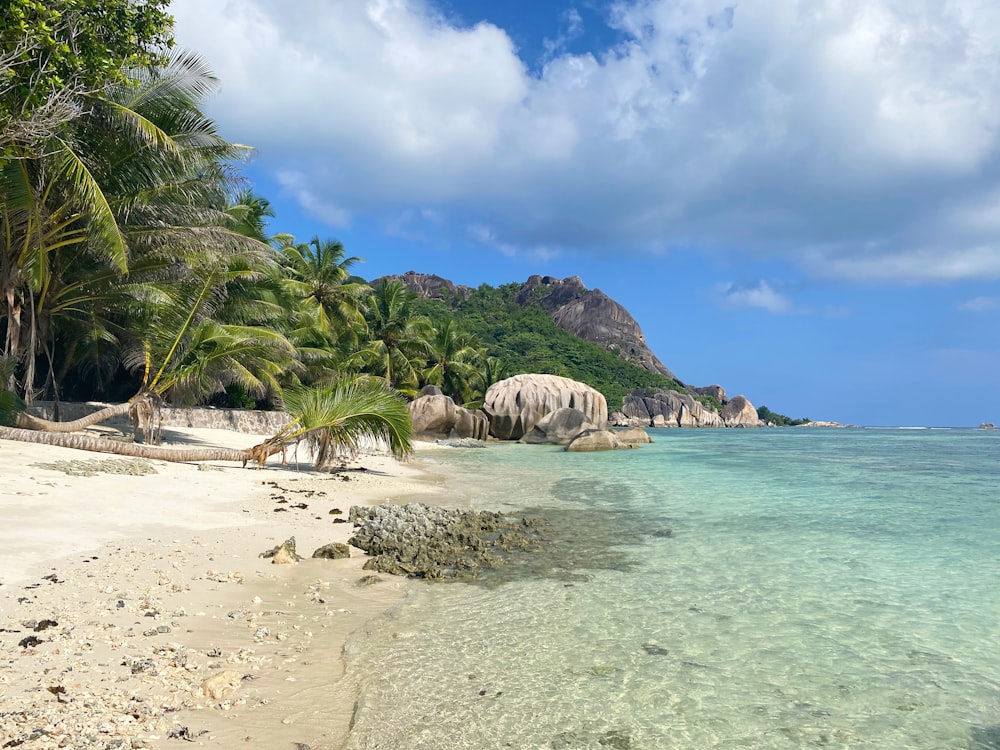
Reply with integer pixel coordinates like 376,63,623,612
715,280,794,314
958,296,1000,312
169,0,1000,282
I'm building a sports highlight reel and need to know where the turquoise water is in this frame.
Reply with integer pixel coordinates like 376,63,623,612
344,429,1000,749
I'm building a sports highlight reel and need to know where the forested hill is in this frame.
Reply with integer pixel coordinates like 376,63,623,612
374,271,690,411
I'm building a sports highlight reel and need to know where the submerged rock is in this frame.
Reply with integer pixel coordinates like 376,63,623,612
566,429,626,452
616,427,653,444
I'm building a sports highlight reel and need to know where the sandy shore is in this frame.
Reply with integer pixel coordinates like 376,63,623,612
0,427,450,749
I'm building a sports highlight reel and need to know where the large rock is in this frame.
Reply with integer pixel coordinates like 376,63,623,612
623,389,724,428
616,427,653,444
521,407,597,445
721,395,761,427
408,395,489,441
483,374,608,441
566,429,626,452
549,288,678,380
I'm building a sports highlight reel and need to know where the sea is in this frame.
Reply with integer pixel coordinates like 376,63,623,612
343,428,1000,749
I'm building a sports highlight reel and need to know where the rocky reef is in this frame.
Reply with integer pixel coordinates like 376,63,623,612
348,503,548,580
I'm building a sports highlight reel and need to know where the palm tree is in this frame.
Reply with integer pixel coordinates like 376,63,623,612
352,279,432,394
277,235,370,349
2,50,261,404
422,318,480,404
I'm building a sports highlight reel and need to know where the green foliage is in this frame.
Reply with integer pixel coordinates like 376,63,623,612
414,283,684,410
757,405,810,426
271,376,413,464
1,0,173,126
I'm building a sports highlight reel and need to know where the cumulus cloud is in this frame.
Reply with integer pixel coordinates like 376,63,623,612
169,0,1000,282
715,280,795,314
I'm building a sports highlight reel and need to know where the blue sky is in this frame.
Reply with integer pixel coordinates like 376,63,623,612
168,0,1000,427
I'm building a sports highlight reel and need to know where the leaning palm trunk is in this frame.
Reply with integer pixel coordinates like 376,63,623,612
15,400,135,432
14,394,164,442
0,426,260,464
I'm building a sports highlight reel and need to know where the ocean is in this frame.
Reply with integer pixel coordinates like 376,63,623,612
344,428,1000,749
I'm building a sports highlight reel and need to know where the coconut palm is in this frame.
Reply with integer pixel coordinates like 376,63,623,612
422,318,480,404
277,235,370,351
352,279,432,393
2,50,267,394
6,51,300,433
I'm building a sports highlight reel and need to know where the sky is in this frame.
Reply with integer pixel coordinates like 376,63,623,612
167,0,1000,427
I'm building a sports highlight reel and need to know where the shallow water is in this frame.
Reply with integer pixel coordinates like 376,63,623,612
344,429,1000,749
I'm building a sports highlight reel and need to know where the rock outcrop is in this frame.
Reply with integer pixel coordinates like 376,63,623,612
721,395,762,427
551,288,677,380
691,384,727,403
483,374,607,441
521,407,597,445
623,389,761,428
373,270,470,302
408,394,489,441
623,389,724,428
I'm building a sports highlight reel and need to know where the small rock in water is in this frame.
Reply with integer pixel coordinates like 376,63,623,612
642,643,670,656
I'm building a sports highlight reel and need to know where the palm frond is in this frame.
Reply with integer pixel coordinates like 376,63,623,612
272,377,413,465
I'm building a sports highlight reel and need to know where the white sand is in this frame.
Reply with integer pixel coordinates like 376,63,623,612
0,427,450,749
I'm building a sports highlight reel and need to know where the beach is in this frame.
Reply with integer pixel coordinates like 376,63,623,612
0,426,445,750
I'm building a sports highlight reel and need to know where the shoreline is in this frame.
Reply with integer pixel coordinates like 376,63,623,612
0,427,452,749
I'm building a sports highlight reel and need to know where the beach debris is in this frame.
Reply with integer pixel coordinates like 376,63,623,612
202,670,241,701
17,635,43,649
328,508,343,514
33,619,58,632
168,725,209,741
259,538,302,564
312,542,351,560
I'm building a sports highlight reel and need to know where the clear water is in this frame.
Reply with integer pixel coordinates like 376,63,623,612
344,429,1000,749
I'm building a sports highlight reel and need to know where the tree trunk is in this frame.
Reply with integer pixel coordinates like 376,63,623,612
16,400,135,432
0,426,256,464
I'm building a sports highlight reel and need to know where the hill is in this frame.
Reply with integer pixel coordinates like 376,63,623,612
375,272,694,410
